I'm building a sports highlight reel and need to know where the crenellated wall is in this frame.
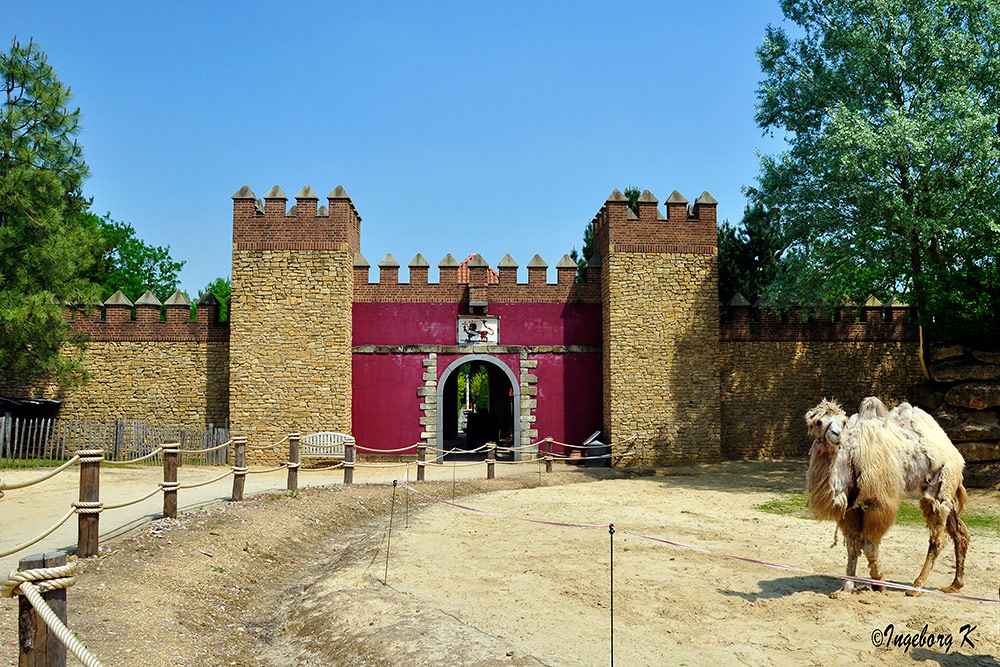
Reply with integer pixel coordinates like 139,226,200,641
3,182,940,467
719,303,922,457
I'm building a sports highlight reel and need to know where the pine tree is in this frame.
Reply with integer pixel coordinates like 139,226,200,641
0,37,102,387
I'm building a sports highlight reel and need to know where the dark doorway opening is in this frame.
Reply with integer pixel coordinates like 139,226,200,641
439,356,517,460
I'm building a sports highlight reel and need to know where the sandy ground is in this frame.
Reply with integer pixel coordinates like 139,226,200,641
2,460,1000,666
0,458,493,575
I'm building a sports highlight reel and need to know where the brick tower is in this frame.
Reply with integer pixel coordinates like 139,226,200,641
594,188,722,464
229,184,359,451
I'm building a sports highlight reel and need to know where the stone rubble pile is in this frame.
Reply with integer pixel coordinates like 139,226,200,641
911,343,1000,487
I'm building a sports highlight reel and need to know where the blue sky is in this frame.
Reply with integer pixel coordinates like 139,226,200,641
6,1,789,294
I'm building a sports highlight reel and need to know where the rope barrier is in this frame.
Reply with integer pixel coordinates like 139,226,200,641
177,469,233,490
402,483,1000,604
247,435,287,451
103,486,163,511
245,464,289,474
0,455,81,490
356,443,420,453
72,501,103,515
176,439,232,454
76,449,105,463
0,507,77,558
102,447,164,466
2,561,103,667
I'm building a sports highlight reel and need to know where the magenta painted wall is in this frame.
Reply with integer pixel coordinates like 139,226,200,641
532,353,603,453
352,354,423,455
352,301,603,454
353,302,600,346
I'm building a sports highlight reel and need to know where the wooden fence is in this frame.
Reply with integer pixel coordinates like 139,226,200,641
0,416,229,468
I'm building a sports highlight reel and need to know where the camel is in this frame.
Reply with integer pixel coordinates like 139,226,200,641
804,397,969,598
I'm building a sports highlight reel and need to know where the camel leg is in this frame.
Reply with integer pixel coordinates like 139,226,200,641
861,540,885,592
832,534,861,599
909,496,948,596
941,509,970,594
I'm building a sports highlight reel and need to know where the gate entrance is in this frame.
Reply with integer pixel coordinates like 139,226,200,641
436,354,521,461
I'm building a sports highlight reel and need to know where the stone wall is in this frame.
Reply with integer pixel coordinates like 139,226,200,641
229,248,353,458
1,340,229,428
720,340,924,458
596,188,722,466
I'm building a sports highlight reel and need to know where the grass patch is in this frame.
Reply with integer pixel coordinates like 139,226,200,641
754,493,1000,534
0,457,73,469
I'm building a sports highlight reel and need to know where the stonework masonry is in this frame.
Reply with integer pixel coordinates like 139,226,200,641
5,184,934,468
720,341,924,458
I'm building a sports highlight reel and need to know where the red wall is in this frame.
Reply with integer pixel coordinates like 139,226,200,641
352,354,424,455
353,302,601,346
352,301,603,454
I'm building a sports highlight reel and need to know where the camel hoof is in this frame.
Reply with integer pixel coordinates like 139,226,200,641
905,588,923,597
830,589,852,599
941,584,963,594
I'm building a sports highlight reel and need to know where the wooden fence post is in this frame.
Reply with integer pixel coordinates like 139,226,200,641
231,436,247,501
162,441,179,519
486,442,496,479
17,552,68,667
344,441,355,485
416,444,426,482
75,449,103,558
287,432,300,491
545,437,553,474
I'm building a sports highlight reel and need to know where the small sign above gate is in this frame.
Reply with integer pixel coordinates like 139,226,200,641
458,316,499,344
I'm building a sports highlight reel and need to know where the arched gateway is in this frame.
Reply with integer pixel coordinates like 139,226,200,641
436,354,521,460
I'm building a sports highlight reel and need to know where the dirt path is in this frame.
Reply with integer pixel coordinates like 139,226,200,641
2,461,999,666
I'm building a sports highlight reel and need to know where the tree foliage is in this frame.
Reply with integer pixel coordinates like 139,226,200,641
754,0,1000,340
0,38,102,387
717,202,786,303
86,211,185,304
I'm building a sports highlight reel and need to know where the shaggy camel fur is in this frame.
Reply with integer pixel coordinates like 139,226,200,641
805,397,970,598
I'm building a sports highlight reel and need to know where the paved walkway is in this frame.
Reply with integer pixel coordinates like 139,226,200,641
1,458,547,573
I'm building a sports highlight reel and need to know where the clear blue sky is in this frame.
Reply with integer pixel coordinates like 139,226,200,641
6,1,789,294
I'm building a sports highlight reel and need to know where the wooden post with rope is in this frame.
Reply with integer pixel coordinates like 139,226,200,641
287,432,300,491
486,442,495,479
231,436,247,501
344,441,355,485
162,441,179,519
416,444,426,482
17,552,67,667
76,449,103,558
545,437,553,473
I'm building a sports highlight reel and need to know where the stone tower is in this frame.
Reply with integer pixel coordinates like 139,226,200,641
229,185,359,449
594,188,721,464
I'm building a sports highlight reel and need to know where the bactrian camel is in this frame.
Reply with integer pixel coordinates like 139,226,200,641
805,397,969,598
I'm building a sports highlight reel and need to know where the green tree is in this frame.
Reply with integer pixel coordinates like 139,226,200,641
0,37,102,387
717,202,786,302
570,185,640,282
754,0,1000,339
87,211,185,304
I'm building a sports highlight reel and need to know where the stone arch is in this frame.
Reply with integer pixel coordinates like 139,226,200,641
436,354,522,461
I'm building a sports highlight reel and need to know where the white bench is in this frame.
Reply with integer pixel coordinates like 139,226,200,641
301,432,354,460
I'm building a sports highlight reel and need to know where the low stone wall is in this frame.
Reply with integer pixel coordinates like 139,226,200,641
720,340,924,458
3,340,229,428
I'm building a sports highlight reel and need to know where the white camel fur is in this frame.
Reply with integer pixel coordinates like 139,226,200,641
805,397,969,598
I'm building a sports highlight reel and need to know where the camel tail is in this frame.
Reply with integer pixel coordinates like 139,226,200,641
956,483,969,517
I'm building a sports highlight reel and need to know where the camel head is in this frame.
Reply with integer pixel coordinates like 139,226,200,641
805,399,847,450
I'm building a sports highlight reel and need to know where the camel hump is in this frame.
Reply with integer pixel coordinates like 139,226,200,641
859,396,890,420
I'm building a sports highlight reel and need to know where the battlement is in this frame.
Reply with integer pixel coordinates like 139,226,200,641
592,188,718,256
353,252,600,303
232,184,361,252
720,295,918,342
65,290,229,342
